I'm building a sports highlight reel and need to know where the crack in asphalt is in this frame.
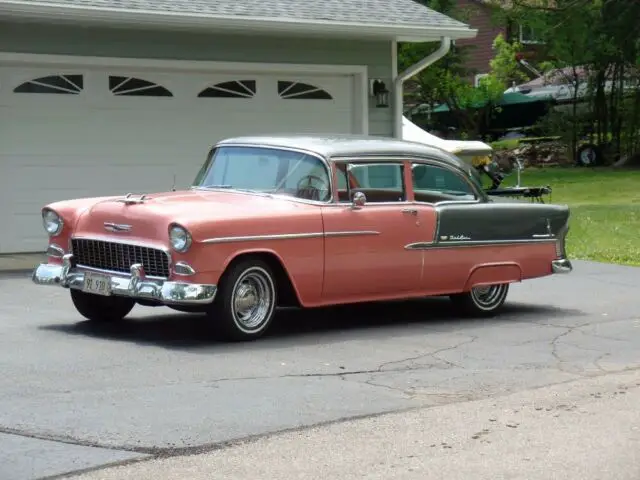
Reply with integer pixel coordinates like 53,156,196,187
543,316,640,376
549,322,600,377
0,336,479,460
375,336,477,372
22,364,640,480
593,353,612,373
5,319,638,478
191,336,478,393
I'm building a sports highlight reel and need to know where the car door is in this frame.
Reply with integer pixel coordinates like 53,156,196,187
410,160,489,293
321,160,437,301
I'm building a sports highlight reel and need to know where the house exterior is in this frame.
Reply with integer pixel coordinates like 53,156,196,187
455,0,545,84
0,0,476,255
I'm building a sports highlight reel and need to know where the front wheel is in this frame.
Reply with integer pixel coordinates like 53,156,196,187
70,289,135,322
449,283,509,317
208,259,277,341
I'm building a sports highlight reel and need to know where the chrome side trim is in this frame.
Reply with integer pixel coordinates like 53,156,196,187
327,201,413,207
203,232,324,244
532,233,554,239
404,238,557,250
46,244,65,258
324,230,380,237
32,257,216,305
405,242,434,250
203,230,380,244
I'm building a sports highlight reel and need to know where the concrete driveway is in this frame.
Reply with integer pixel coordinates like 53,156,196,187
0,260,638,480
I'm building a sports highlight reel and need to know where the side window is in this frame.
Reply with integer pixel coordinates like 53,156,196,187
336,162,407,203
412,163,478,202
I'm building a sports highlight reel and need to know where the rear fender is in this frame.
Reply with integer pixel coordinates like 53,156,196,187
464,262,522,291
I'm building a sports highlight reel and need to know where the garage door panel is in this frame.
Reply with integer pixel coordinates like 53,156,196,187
0,65,358,254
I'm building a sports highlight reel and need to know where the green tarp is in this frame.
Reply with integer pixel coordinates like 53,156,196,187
432,91,553,113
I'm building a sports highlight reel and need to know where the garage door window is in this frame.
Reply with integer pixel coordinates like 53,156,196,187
109,76,173,97
198,80,256,98
278,81,332,100
14,74,83,94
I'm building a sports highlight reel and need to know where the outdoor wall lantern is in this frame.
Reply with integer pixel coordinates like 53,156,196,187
370,79,390,108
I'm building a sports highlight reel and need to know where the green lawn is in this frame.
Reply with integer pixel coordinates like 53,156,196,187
497,167,640,266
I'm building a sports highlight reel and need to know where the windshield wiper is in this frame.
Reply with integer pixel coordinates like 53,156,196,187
196,185,272,197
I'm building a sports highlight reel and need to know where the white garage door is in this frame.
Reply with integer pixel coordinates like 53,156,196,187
0,62,358,253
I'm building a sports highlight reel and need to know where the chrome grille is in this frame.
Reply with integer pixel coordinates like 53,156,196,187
71,239,170,278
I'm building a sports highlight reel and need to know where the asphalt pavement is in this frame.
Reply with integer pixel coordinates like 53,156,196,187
0,260,638,479
74,370,640,480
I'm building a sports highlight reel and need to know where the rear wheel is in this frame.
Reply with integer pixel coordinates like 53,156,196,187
208,259,277,341
449,283,509,316
70,289,135,322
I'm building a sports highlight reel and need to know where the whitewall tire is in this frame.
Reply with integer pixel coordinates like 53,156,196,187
210,259,277,341
449,283,510,316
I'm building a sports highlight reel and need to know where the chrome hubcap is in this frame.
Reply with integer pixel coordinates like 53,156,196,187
580,149,595,165
471,284,506,308
231,268,274,331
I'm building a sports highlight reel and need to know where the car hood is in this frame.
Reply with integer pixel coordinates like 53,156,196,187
73,189,312,242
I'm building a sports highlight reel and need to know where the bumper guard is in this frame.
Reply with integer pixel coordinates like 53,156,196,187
32,254,217,305
551,258,573,274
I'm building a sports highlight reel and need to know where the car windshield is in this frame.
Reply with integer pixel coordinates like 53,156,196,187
192,145,331,201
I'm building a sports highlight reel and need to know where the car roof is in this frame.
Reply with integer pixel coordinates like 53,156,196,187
216,134,470,171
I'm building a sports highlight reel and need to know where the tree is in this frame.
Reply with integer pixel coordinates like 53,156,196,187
492,0,640,162
399,2,529,139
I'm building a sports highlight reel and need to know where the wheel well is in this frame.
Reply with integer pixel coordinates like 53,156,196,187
222,252,302,308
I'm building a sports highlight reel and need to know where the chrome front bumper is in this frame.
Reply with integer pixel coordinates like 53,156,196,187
551,258,573,274
32,255,217,305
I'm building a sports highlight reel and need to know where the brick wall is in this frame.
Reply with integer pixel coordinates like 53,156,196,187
455,0,506,80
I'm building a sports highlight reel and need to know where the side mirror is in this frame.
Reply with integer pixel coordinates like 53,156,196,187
351,191,367,209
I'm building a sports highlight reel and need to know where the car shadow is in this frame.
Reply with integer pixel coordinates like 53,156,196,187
40,297,586,351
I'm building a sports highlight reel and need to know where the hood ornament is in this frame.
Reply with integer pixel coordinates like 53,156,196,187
117,193,149,205
104,222,132,233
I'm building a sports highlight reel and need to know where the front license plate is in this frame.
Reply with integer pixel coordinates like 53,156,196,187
82,272,112,296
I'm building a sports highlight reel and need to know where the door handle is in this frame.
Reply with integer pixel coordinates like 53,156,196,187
402,208,418,216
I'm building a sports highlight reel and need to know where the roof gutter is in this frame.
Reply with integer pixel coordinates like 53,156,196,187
0,2,478,41
393,36,452,138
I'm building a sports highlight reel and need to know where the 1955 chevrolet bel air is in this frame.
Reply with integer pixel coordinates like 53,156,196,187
32,134,572,341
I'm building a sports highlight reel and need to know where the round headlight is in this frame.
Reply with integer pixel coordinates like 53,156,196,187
42,209,63,236
169,224,192,252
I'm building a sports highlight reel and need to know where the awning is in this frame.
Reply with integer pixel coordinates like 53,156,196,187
402,116,492,156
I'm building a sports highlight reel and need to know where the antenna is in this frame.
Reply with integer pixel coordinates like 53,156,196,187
171,174,176,192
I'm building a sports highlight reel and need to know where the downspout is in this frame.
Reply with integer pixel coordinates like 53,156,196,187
393,36,452,138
